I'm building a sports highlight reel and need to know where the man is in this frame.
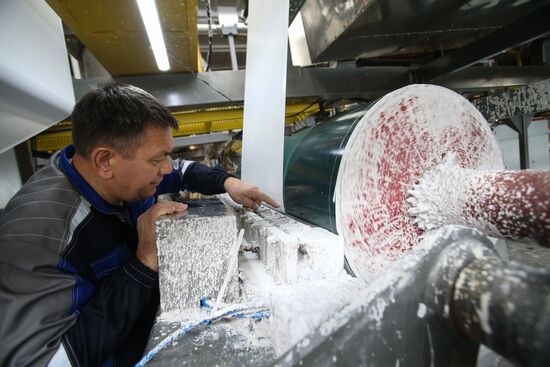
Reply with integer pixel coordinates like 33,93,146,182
0,83,277,366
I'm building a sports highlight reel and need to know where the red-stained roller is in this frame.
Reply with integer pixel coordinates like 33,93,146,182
409,158,550,247
334,84,504,283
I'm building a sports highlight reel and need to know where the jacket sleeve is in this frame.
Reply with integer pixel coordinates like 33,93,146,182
0,227,156,367
63,257,159,367
155,158,233,196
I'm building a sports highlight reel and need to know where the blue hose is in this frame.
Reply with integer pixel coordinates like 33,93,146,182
135,302,270,366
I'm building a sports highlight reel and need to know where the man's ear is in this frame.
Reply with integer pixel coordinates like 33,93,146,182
90,147,116,179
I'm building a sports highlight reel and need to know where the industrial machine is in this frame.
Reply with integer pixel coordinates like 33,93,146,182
140,84,550,366
2,1,549,366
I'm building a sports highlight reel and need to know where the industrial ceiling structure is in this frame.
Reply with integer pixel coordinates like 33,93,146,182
53,1,550,74
48,1,550,82
26,0,550,154
47,0,199,75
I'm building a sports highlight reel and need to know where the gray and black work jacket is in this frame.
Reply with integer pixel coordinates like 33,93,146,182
0,145,231,367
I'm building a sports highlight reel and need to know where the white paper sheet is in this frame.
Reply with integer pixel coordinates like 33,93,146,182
241,0,289,210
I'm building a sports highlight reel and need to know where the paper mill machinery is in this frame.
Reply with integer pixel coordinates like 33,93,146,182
141,84,550,367
2,1,550,366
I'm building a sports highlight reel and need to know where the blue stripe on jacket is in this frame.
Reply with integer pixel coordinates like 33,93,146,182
90,245,131,278
57,258,96,315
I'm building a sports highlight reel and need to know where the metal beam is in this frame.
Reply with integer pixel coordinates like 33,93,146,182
13,141,35,183
33,103,319,152
416,3,550,82
300,0,541,63
197,22,247,35
289,0,306,24
73,67,411,109
432,66,550,92
74,66,550,113
74,73,231,109
472,79,550,122
506,114,533,170
173,132,231,148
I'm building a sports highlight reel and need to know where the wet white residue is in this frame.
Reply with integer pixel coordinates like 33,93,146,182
334,84,503,284
472,246,485,259
410,154,550,245
426,323,435,367
408,153,502,236
368,297,389,328
276,226,463,366
156,213,238,312
472,79,550,122
417,302,427,318
299,338,310,348
157,307,204,323
219,194,345,284
479,292,492,334
266,276,364,355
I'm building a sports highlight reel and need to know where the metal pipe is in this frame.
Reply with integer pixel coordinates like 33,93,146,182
464,170,549,246
227,35,238,70
197,23,248,35
275,225,550,366
450,257,550,366
410,165,550,247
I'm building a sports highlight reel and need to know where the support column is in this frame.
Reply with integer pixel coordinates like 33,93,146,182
506,113,533,169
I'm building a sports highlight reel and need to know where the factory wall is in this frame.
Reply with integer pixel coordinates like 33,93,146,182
492,119,550,170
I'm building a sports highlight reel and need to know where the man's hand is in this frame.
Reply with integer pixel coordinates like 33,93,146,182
136,201,187,271
224,177,279,210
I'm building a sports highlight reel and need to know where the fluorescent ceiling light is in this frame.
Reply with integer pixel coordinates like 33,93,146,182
136,0,170,71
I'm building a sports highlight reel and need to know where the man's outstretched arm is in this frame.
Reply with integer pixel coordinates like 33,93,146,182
156,159,279,209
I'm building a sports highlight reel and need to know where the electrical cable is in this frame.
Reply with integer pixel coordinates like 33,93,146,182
134,302,270,366
205,0,213,71
284,102,318,119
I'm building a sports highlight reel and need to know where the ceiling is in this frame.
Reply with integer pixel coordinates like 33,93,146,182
47,0,199,76
4,0,548,161
42,0,550,107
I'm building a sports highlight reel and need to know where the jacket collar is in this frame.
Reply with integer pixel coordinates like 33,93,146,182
58,145,121,215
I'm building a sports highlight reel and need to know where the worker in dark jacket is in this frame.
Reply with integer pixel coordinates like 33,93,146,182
0,83,277,367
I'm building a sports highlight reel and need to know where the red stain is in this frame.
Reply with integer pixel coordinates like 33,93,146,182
339,87,502,280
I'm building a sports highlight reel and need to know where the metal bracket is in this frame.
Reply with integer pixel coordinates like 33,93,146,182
218,6,240,70
416,3,550,82
506,113,533,169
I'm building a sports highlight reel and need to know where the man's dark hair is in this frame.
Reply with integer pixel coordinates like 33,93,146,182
71,83,178,159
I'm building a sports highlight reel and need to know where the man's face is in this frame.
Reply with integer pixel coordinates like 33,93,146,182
110,125,174,202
